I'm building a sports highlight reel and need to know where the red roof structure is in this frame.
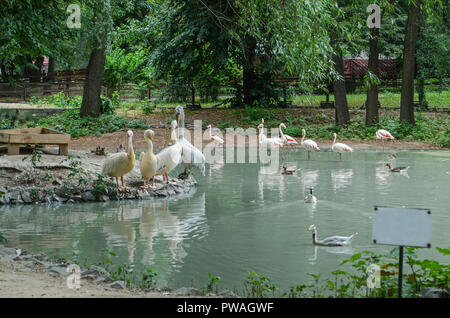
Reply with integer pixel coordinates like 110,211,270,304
344,58,398,80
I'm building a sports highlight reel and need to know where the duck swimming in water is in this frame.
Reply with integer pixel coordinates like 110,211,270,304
386,163,409,173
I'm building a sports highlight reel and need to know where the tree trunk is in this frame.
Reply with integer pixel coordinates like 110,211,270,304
366,27,380,126
242,36,257,107
47,56,55,78
80,37,106,118
332,53,350,125
400,0,421,125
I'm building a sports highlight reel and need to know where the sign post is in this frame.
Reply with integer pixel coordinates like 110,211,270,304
372,206,432,298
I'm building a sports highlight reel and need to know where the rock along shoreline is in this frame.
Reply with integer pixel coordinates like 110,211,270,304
0,151,198,206
0,244,238,298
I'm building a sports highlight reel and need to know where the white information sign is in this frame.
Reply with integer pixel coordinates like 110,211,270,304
372,206,432,248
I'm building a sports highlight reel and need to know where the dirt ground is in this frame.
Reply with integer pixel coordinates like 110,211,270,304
67,108,444,152
0,260,171,298
69,127,441,154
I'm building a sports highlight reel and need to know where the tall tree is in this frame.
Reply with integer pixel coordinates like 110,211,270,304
80,34,107,117
80,0,152,117
365,27,380,126
400,0,422,125
0,0,78,81
151,0,336,108
415,2,449,108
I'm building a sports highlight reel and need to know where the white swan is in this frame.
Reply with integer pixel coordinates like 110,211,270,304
175,106,206,176
102,130,135,191
331,133,353,161
307,225,357,246
140,129,158,188
155,120,182,184
301,129,320,160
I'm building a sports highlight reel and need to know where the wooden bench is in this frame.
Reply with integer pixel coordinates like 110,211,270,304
0,127,70,155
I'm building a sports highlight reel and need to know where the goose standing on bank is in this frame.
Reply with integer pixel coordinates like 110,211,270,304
175,106,206,176
102,130,136,191
140,129,158,188
331,133,353,161
307,225,357,246
155,120,182,184
301,129,320,161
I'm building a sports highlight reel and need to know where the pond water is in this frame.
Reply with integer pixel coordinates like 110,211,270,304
1,150,449,291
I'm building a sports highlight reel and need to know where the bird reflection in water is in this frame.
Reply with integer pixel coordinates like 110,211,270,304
258,164,286,201
308,245,355,264
139,200,185,265
331,169,354,192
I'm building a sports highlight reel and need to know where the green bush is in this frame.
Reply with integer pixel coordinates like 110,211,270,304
22,109,148,138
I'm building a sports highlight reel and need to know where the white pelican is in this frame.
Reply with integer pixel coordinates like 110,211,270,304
257,119,283,147
386,163,409,173
331,133,353,161
102,130,135,191
307,225,357,246
155,120,182,184
301,129,320,160
376,129,394,154
304,188,317,203
140,129,158,188
175,106,206,176
206,124,224,144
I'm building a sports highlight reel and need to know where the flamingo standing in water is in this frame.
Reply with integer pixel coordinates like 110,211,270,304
376,129,394,155
331,133,353,162
301,129,320,160
257,119,283,148
274,123,297,161
206,125,224,144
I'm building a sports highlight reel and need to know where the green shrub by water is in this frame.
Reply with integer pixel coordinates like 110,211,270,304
242,246,450,298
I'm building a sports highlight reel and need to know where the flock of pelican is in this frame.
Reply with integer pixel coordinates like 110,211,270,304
102,106,207,190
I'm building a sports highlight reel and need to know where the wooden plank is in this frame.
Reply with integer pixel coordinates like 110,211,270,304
0,134,9,143
41,128,68,135
7,143,20,155
0,128,43,134
8,133,69,144
59,144,69,155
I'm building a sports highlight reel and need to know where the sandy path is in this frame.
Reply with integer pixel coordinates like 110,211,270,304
0,260,174,298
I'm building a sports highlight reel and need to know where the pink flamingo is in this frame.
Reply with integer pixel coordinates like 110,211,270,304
376,129,394,154
257,119,283,148
331,133,353,161
274,123,297,161
301,129,320,160
206,125,224,144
